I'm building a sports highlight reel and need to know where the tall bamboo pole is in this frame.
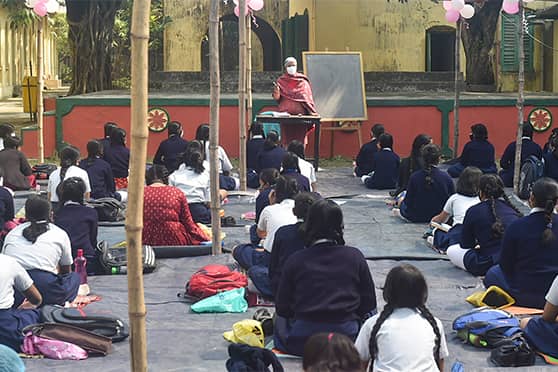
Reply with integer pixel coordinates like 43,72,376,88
513,3,525,195
246,15,253,180
453,20,461,159
37,17,44,163
238,0,247,191
209,0,222,255
127,0,151,370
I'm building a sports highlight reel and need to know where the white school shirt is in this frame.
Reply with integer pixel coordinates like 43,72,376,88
0,254,34,309
355,308,449,372
204,142,233,173
298,158,317,185
47,165,91,202
3,222,73,275
257,199,297,252
546,275,558,306
169,166,210,204
442,194,480,225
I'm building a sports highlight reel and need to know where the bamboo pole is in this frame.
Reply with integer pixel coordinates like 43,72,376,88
37,17,44,163
513,3,525,195
127,0,151,370
246,16,253,177
453,20,461,159
238,0,247,191
209,0,222,255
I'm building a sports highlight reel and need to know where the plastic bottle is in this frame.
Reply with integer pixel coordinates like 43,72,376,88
74,249,88,284
111,266,127,275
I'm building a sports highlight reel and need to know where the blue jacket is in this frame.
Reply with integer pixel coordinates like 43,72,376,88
256,146,286,173
500,138,543,170
365,149,400,189
153,135,189,173
79,157,116,199
54,203,98,260
282,170,310,192
355,139,379,176
544,152,558,182
460,139,497,171
268,222,305,297
247,137,265,171
103,145,130,178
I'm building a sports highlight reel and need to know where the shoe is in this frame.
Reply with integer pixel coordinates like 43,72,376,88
361,175,371,184
426,236,434,247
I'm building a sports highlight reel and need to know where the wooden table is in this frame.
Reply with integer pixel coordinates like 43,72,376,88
255,114,321,169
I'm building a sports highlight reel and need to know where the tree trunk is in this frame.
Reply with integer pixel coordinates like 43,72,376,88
461,0,503,87
514,4,525,195
238,0,247,191
37,17,44,163
66,0,123,95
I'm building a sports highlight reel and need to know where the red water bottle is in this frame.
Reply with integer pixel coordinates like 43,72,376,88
74,249,88,285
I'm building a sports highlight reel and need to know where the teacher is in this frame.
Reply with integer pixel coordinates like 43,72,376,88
272,57,318,146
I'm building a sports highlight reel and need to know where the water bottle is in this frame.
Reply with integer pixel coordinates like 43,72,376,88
111,266,127,275
74,249,88,284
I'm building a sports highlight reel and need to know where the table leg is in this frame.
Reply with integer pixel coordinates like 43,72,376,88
314,120,320,169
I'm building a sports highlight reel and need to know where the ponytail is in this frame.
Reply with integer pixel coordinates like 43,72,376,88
58,146,80,183
22,196,51,243
489,197,505,239
421,144,441,189
183,150,205,174
22,221,50,243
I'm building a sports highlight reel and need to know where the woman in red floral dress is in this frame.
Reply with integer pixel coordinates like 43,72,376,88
142,165,209,246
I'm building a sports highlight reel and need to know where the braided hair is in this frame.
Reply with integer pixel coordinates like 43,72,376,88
146,164,170,185
22,196,51,243
421,143,441,189
303,199,345,247
479,174,522,239
182,149,205,174
531,178,558,246
369,264,441,364
58,146,80,182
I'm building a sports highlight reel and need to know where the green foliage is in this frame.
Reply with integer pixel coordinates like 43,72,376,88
50,13,71,83
0,0,37,29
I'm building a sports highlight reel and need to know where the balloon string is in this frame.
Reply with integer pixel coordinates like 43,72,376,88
251,12,259,28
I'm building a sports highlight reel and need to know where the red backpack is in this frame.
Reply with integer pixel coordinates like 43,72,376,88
186,264,247,300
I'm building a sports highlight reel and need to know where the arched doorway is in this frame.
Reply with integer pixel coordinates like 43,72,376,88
426,26,455,72
201,14,282,71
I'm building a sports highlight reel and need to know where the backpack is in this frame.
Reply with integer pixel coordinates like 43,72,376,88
97,241,157,274
32,163,57,180
490,335,536,367
452,308,522,348
86,197,125,222
518,155,544,200
186,264,248,301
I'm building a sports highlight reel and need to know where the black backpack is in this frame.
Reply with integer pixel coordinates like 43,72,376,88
518,155,544,200
490,335,536,367
97,241,157,274
32,163,57,180
86,197,125,222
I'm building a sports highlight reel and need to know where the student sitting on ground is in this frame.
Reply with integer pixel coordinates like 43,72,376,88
196,123,238,191
256,131,286,173
79,140,123,201
429,166,482,252
0,169,14,243
362,133,400,190
484,178,558,308
98,122,118,158
544,135,558,182
354,123,384,177
521,274,558,359
247,123,266,189
103,127,130,190
281,152,311,192
0,254,42,351
143,165,209,246
0,123,15,152
0,136,34,191
248,168,280,245
499,122,543,187
447,123,497,177
48,146,91,210
446,174,522,276
355,264,448,372
3,196,80,306
392,134,432,198
395,144,455,223
54,177,101,275
303,332,365,372
287,140,317,192
153,121,189,173
543,128,558,154
274,199,376,356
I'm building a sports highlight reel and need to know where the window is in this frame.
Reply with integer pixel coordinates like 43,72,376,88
501,12,534,72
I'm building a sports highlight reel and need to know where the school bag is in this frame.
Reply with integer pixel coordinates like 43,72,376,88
518,155,544,200
86,197,126,222
97,241,157,274
490,336,536,367
32,163,57,180
185,264,248,301
452,307,522,348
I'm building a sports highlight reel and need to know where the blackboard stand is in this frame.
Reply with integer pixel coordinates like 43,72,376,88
255,114,321,169
321,121,363,158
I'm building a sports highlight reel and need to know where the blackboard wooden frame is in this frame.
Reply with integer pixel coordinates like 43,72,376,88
302,51,368,122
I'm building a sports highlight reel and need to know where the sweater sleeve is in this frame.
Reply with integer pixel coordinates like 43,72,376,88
275,255,296,318
460,208,477,249
356,256,377,317
460,143,471,166
19,152,33,176
153,143,164,165
500,144,513,170
498,222,517,276
89,209,98,250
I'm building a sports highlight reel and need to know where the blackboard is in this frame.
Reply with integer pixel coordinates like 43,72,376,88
302,52,367,122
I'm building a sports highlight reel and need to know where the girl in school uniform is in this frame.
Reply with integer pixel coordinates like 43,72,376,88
47,146,91,210
430,166,482,252
246,123,266,188
484,178,558,308
104,127,130,190
446,174,522,276
499,122,543,187
447,123,497,177
544,135,558,182
3,196,80,306
153,121,189,173
396,144,455,223
0,136,35,191
362,133,400,190
54,177,101,275
287,140,318,192
281,152,311,192
354,264,448,372
391,134,432,198
0,254,42,351
274,199,377,356
256,131,287,173
248,168,280,245
79,140,122,201
98,122,118,158
0,168,15,242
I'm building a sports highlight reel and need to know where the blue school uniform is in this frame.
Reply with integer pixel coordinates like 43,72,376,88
255,187,272,223
104,145,130,178
544,152,558,182
400,168,455,223
268,222,305,297
499,138,543,187
447,139,497,177
79,157,118,200
460,199,521,276
364,149,400,189
484,212,558,308
282,169,310,192
256,146,286,173
153,135,189,173
98,137,111,158
0,186,14,228
0,308,40,351
247,136,265,171
355,138,379,177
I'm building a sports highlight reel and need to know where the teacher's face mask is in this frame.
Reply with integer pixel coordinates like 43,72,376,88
286,66,297,75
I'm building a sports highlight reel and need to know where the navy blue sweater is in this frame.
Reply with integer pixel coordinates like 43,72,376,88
256,146,286,173
255,187,272,223
268,222,305,297
104,145,130,178
355,139,379,176
400,167,455,223
98,137,111,159
247,137,265,171
282,169,310,192
500,139,543,170
365,149,400,189
79,157,116,200
499,212,558,299
0,187,14,228
544,152,558,181
54,204,98,260
276,242,376,322
153,135,189,173
460,139,497,171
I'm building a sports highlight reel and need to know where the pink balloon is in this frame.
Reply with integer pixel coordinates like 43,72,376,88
248,0,264,11
234,4,250,17
502,1,519,14
442,1,452,10
445,9,460,22
33,1,47,16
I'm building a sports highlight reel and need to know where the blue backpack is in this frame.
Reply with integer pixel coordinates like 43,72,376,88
518,155,544,200
453,308,522,348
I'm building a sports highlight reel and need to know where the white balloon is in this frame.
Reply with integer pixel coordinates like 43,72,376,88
45,0,59,13
460,4,475,19
25,0,40,8
451,0,465,11
504,0,519,3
